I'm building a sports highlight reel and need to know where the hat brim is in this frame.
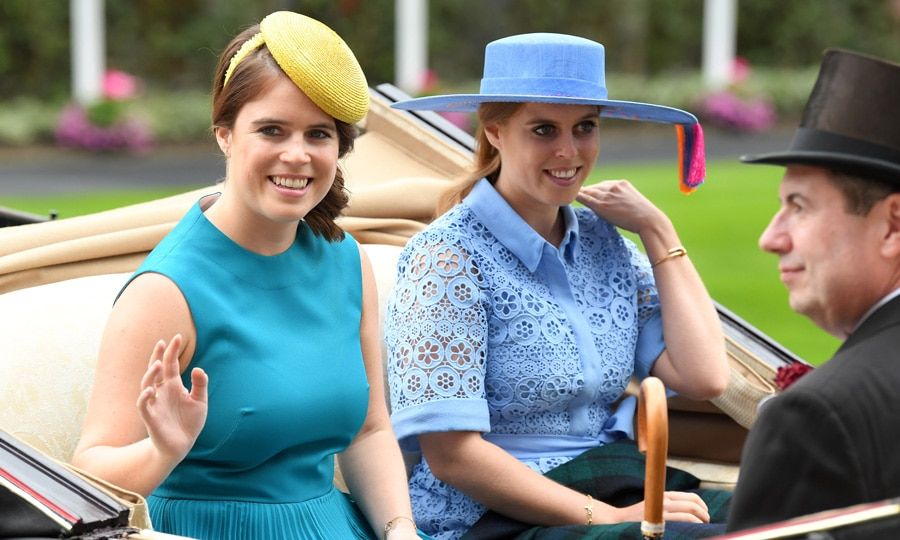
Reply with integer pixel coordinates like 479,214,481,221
741,150,900,181
391,93,697,125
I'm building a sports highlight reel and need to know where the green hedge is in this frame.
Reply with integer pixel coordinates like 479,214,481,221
606,66,819,117
0,65,822,148
1,0,897,101
0,89,211,147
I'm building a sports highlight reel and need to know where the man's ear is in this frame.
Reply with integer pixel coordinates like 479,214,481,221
214,125,231,157
879,193,900,258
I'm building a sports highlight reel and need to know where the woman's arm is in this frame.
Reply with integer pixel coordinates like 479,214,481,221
420,431,710,526
71,273,207,496
338,247,419,539
577,181,728,399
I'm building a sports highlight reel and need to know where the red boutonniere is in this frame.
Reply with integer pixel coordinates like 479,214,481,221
774,363,814,391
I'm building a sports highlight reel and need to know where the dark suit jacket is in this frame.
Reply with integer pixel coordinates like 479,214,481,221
727,295,900,532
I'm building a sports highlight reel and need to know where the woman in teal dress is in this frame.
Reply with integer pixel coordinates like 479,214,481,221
72,11,424,540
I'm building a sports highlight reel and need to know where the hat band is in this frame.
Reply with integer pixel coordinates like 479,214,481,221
479,77,608,100
223,33,265,88
791,127,900,167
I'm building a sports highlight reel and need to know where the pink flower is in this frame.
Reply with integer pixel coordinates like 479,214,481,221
102,69,139,101
54,104,153,154
438,111,472,133
774,363,814,391
731,57,751,85
421,69,439,93
698,91,776,133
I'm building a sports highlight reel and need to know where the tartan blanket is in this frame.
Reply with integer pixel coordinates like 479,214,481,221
462,440,731,540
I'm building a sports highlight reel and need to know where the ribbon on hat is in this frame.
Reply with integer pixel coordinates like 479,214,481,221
221,11,369,124
676,123,706,193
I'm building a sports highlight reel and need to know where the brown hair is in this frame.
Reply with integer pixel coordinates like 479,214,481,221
829,170,900,216
436,102,524,216
211,25,357,242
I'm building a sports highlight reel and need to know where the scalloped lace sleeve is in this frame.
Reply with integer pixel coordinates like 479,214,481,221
385,229,490,444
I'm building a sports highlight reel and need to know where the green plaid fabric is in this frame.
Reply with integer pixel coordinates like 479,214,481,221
462,440,730,539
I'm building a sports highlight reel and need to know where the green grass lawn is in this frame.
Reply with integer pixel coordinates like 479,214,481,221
0,188,205,221
0,162,840,364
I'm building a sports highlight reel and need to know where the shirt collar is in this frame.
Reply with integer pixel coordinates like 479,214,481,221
464,178,581,272
852,287,900,333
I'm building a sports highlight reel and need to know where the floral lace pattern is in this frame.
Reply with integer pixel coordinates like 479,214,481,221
385,187,661,539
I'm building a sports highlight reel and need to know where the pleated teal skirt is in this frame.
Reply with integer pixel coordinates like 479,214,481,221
149,486,375,539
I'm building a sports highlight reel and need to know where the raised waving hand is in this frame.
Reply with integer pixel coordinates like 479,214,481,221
136,334,209,462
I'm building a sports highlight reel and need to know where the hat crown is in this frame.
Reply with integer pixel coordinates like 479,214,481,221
479,33,608,100
801,49,900,154
742,49,900,182
258,11,368,124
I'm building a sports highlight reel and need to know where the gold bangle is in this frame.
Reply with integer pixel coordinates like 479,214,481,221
584,494,594,526
651,246,687,268
384,516,416,538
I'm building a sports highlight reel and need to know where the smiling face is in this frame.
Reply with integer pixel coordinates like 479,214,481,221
485,102,600,223
214,74,339,238
758,165,890,338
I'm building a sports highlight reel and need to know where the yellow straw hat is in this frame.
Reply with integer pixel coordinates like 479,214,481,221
223,11,369,124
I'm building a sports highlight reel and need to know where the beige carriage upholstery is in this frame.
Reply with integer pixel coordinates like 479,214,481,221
0,92,758,528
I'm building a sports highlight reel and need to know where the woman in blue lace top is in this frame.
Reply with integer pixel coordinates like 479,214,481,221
384,33,730,539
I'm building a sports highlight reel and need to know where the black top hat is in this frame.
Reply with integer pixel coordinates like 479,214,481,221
742,49,900,182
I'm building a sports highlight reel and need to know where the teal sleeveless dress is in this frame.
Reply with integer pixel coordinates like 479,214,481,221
127,199,376,539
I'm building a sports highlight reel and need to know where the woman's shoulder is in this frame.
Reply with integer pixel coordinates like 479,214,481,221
404,204,478,253
571,207,648,264
572,207,631,253
328,228,363,256
573,206,618,237
140,201,211,267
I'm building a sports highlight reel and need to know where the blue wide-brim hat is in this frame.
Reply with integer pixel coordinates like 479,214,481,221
392,33,706,192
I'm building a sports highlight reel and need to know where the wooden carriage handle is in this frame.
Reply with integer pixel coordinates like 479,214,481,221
638,376,668,539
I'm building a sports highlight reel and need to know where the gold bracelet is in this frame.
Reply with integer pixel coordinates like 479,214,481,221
584,494,594,526
651,246,687,268
384,515,416,538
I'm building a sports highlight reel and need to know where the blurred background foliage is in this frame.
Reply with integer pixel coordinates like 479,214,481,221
0,0,898,146
2,0,893,362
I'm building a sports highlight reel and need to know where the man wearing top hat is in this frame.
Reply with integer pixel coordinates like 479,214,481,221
727,49,900,532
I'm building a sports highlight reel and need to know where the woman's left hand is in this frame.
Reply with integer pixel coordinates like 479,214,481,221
136,335,208,462
576,180,666,235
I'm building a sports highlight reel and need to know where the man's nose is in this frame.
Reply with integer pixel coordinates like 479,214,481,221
759,212,790,254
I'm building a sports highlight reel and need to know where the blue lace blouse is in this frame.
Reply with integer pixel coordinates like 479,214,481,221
385,178,665,539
